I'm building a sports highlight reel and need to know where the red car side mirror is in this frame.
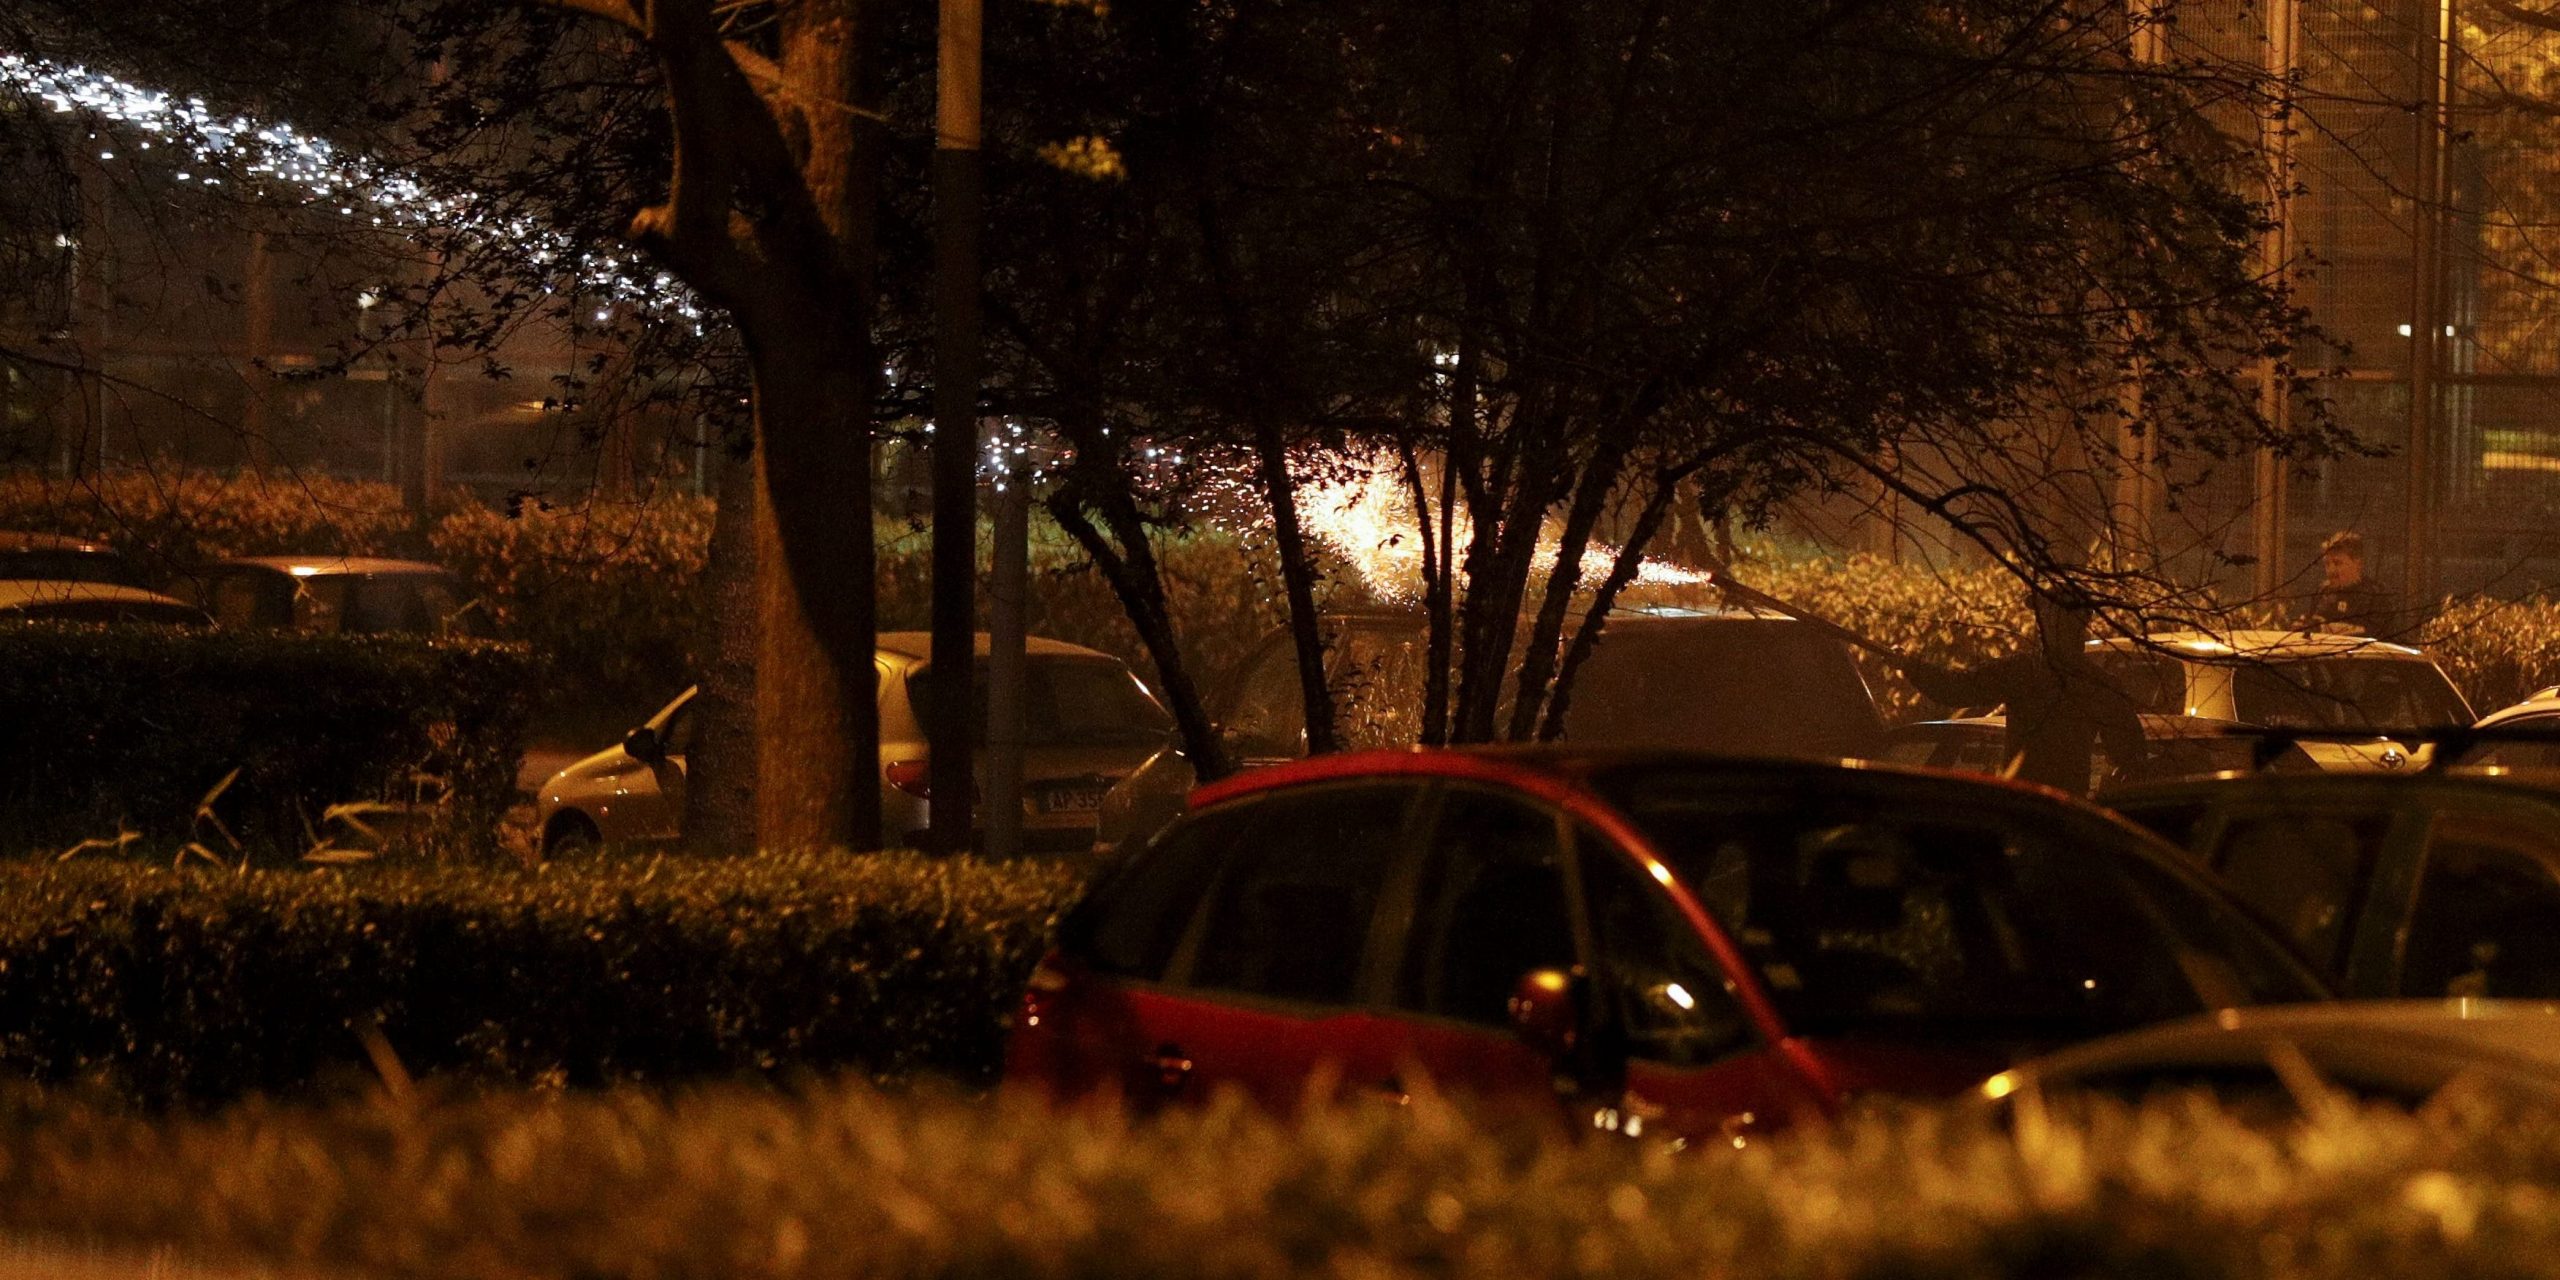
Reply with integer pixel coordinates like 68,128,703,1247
1507,968,1582,1059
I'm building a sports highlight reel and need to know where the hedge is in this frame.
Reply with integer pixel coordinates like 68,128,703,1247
0,1075,2552,1280
19,468,2560,731
0,851,1076,1106
0,624,535,857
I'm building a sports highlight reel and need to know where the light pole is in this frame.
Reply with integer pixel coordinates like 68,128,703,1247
928,0,983,852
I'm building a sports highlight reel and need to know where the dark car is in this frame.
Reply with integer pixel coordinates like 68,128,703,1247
0,531,148,588
2105,771,2560,1000
1096,607,1887,849
1010,750,2326,1139
175,556,485,637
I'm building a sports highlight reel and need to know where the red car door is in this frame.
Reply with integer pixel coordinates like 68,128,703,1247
1572,829,1835,1140
1107,780,1425,1111
1367,783,1582,1113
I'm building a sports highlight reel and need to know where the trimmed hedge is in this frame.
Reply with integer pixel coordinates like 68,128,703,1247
0,472,418,581
0,852,1076,1106
0,1076,2552,1280
0,624,535,856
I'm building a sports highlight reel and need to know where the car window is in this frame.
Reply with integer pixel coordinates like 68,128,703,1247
1332,628,1429,750
910,656,1174,749
1393,785,1575,1026
2087,651,2188,715
1579,828,1752,1067
1588,767,2326,1039
203,573,272,629
2206,813,2388,974
1559,621,1881,758
289,576,352,634
1186,783,1416,1005
1223,644,1309,759
2232,658,2470,730
2400,817,2560,999
660,699,698,756
1057,804,1255,982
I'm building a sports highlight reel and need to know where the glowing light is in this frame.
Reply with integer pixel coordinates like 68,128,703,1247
1663,982,1695,1011
1291,448,1712,602
1982,1071,2018,1100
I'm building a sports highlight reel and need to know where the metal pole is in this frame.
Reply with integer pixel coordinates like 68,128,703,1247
927,0,983,851
2404,0,2454,605
2251,0,2298,601
987,429,1027,860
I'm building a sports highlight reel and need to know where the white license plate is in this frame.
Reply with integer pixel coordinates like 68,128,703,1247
1038,787,1105,814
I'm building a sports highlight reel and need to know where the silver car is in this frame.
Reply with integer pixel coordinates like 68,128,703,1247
535,632,1174,855
2083,630,2473,771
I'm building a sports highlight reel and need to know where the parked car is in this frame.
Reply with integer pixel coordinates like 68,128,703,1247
2080,631,2473,772
1975,1001,2560,1114
536,632,1175,855
1877,713,2278,788
173,556,485,637
2105,771,2560,1000
0,531,148,588
0,579,211,626
1095,607,1886,850
1010,750,2327,1139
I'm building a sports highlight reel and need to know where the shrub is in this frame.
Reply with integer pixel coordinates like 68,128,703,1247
429,497,715,729
0,624,534,856
0,471,416,580
0,851,1079,1106
0,1076,2554,1280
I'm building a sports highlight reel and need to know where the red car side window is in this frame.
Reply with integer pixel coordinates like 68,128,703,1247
1578,830,1752,1068
1185,784,1414,1005
1394,786,1574,1026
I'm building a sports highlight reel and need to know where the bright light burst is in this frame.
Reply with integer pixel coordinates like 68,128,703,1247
1295,449,1711,602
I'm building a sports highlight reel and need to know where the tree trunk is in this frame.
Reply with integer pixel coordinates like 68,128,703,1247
681,437,759,853
1047,490,1227,779
1253,423,1337,755
751,341,882,851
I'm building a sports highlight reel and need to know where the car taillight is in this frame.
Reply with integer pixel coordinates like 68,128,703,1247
884,760,932,797
1019,949,1075,1028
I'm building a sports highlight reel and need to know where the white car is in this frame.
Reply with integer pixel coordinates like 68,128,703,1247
2084,630,2473,772
535,632,1174,855
1976,1001,2560,1112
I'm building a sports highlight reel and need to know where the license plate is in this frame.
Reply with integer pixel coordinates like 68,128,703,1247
1038,787,1106,814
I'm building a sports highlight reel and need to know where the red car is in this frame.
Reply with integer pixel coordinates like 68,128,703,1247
1006,749,2327,1140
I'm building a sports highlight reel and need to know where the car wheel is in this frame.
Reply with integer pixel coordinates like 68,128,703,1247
543,812,603,859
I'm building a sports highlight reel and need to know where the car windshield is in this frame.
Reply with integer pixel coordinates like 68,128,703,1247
2228,657,2470,729
1586,766,2327,1040
911,656,1174,749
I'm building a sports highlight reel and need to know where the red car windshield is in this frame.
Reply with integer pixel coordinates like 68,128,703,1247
1586,766,2328,1039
